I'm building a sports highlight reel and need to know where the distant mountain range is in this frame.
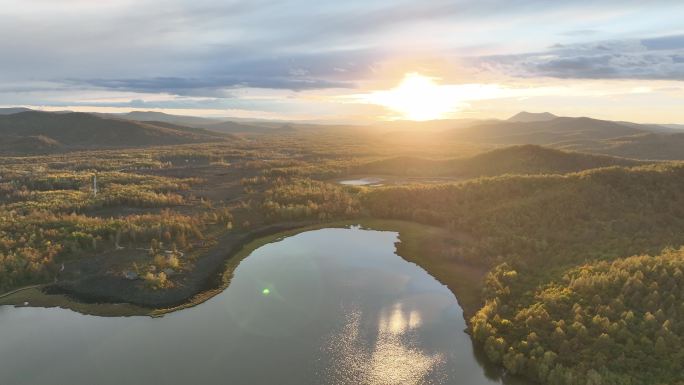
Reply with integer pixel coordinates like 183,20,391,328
0,108,682,159
104,110,293,134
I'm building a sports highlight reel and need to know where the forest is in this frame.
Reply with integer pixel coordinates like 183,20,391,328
362,164,684,384
0,148,236,291
472,249,684,385
363,164,684,266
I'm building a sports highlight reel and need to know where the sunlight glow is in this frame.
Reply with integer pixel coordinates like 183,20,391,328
365,73,460,121
352,74,632,122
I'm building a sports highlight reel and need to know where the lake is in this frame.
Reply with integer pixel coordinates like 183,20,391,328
338,177,384,186
0,226,523,385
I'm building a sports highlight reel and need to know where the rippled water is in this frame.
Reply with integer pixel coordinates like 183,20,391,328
0,226,524,385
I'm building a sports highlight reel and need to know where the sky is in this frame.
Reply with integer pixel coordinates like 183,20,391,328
1,0,684,123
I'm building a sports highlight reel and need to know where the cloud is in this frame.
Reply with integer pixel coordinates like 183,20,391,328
78,75,349,96
475,34,684,81
61,46,383,97
1,0,684,116
641,34,684,50
558,29,600,37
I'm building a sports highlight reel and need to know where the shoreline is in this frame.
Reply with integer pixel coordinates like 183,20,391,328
0,221,317,317
0,218,487,322
0,284,43,300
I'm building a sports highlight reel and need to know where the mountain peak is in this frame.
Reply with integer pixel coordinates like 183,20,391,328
507,111,558,122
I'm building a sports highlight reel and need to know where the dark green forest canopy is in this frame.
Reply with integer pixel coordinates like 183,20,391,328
472,249,684,385
363,163,684,267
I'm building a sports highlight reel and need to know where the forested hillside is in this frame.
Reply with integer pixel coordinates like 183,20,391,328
558,132,684,161
447,117,644,144
363,164,684,266
354,145,641,177
0,111,226,153
363,163,684,384
436,116,684,160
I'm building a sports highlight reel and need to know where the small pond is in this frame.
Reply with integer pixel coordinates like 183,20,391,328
338,177,384,186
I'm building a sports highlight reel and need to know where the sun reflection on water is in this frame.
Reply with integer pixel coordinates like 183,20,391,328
321,303,446,385
379,303,423,335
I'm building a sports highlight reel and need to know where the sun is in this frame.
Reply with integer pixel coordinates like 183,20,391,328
366,73,458,121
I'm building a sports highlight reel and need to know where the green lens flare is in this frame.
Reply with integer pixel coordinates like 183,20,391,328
262,288,271,295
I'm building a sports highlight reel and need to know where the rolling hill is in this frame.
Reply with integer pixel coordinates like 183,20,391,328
557,132,684,160
111,111,221,127
111,110,292,134
442,115,684,160
353,144,642,178
0,107,33,115
449,116,644,144
0,135,61,154
199,120,292,134
0,111,228,154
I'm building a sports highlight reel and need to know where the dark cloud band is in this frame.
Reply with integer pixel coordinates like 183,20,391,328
475,35,684,81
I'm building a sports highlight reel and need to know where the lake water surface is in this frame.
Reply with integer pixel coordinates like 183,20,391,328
338,177,384,186
0,226,523,385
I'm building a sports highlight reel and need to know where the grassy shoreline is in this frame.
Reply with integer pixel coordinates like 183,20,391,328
0,286,151,317
0,219,486,321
